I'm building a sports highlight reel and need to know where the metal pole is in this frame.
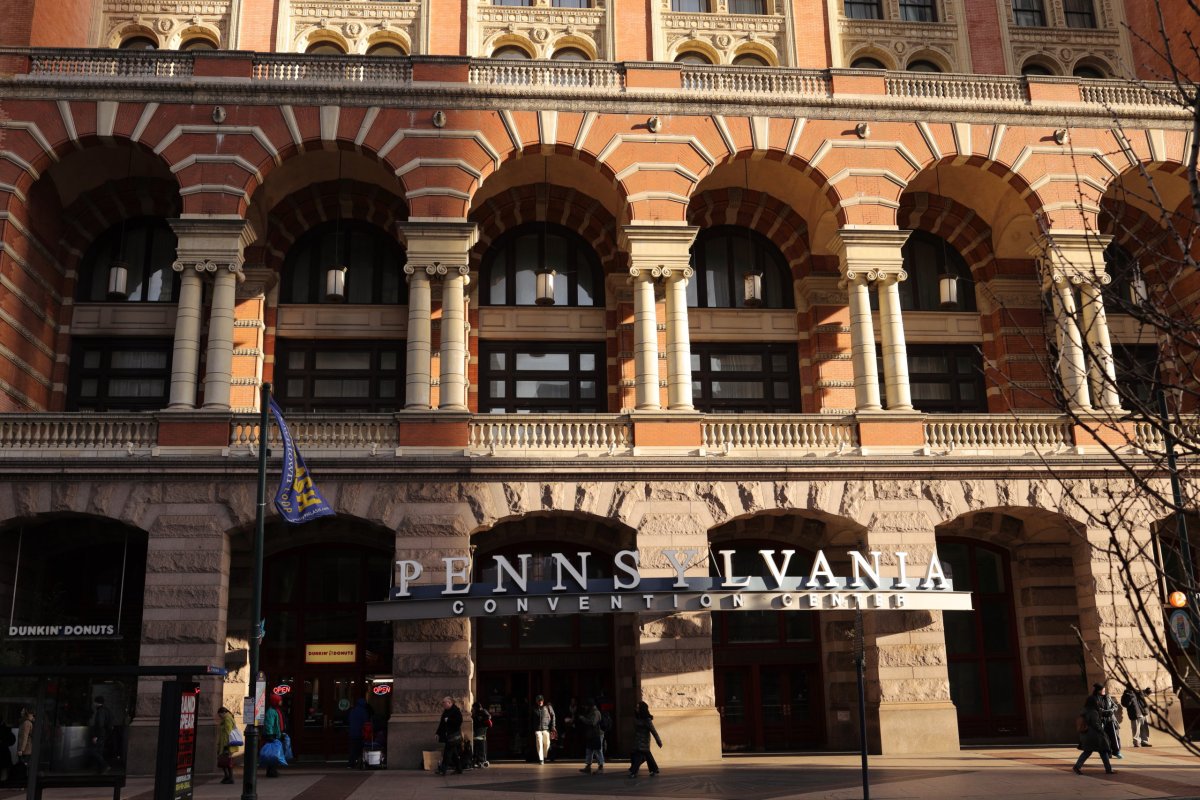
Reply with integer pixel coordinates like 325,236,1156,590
1158,387,1194,588
241,381,271,800
856,607,870,800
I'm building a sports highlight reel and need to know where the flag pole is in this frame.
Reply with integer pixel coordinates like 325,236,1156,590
241,381,271,800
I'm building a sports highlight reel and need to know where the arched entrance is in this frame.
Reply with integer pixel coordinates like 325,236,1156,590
709,541,825,751
939,537,1027,737
472,515,635,761
257,517,393,762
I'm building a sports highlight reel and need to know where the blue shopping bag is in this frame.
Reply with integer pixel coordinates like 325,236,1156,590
282,732,294,761
260,739,287,767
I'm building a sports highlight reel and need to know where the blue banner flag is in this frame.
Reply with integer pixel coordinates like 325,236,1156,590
269,397,335,524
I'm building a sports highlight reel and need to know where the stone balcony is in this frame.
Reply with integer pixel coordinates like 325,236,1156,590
0,49,1186,120
0,411,1185,463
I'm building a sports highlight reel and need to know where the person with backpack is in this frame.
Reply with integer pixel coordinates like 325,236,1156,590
471,702,492,768
1073,694,1115,775
1121,684,1151,747
628,701,663,778
577,698,604,774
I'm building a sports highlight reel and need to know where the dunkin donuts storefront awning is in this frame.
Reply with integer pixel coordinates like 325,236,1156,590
367,548,973,621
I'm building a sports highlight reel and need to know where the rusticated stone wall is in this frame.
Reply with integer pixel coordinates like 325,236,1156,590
0,469,1180,768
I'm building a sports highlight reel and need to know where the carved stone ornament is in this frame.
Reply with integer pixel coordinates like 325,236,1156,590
477,3,607,59
663,9,787,65
99,0,231,49
839,18,962,71
289,1,419,54
156,17,174,33
716,33,732,49
532,26,550,43
172,258,242,274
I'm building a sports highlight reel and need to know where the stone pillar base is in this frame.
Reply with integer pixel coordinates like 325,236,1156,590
876,701,960,754
389,716,440,770
650,707,722,765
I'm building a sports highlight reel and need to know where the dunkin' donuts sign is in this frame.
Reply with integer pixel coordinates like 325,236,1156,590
367,548,971,622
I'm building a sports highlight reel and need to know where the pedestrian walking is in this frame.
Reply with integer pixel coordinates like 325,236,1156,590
347,698,370,769
577,698,604,774
14,708,33,786
1073,695,1115,775
627,701,663,778
1121,684,1151,747
471,702,491,768
217,706,238,784
531,695,556,765
1091,683,1122,758
86,696,113,774
434,696,463,775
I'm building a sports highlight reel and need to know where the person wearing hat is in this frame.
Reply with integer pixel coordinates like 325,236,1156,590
1091,683,1121,758
531,695,556,765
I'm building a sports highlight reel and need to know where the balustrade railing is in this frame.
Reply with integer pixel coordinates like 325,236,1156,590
679,65,830,97
1133,418,1200,452
886,72,1025,103
1078,79,1185,108
27,50,193,79
0,414,157,452
251,54,412,84
468,60,625,90
702,415,857,452
923,415,1073,453
469,415,632,454
230,414,397,453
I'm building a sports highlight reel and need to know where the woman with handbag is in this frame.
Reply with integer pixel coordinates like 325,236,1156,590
216,707,239,784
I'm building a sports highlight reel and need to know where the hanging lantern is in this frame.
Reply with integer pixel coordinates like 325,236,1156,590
325,267,347,302
939,273,959,309
535,267,557,306
1129,272,1149,306
106,261,130,300
743,271,764,308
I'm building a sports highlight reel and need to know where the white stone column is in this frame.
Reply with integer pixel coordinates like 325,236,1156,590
620,225,698,413
403,265,433,410
168,218,255,412
438,266,469,411
1049,278,1092,411
833,229,911,412
664,269,694,411
1080,279,1122,411
876,272,914,411
203,265,241,410
167,266,204,409
398,222,479,413
631,269,661,411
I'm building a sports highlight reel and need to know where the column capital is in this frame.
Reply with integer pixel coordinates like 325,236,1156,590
236,266,277,300
830,227,911,279
397,221,479,272
1030,231,1114,287
169,216,256,276
620,224,699,279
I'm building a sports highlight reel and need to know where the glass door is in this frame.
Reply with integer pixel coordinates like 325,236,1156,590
293,673,363,762
716,667,752,751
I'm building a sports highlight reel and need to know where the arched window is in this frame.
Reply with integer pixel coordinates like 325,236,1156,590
482,223,603,307
1021,61,1054,76
366,42,406,56
899,230,976,312
1101,241,1140,311
688,226,794,309
732,53,770,66
1073,64,1106,79
674,51,713,64
306,41,346,55
492,45,532,59
282,221,408,304
907,59,942,72
552,47,590,61
78,217,178,303
180,38,217,51
119,36,157,50
851,57,886,69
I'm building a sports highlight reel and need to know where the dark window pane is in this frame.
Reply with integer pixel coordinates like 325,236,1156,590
690,226,793,309
276,341,405,412
68,338,172,411
281,221,407,305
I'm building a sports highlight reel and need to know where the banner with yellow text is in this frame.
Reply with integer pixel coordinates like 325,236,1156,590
269,397,335,524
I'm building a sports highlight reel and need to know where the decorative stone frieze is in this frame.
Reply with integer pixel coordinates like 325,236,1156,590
99,0,230,49
657,4,790,66
1002,0,1132,76
838,19,965,71
288,1,421,54
472,0,609,59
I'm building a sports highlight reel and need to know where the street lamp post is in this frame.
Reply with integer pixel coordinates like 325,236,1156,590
241,381,271,800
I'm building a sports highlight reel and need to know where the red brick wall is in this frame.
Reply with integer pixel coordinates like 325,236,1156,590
614,0,652,61
791,0,831,67
963,0,1007,74
0,0,35,47
30,0,92,47
1124,0,1200,80
237,0,279,52
427,0,468,55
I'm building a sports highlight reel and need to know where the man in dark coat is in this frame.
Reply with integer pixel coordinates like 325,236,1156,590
1121,685,1151,747
1074,695,1115,775
347,698,370,769
86,697,113,774
434,696,463,775
1091,683,1122,758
